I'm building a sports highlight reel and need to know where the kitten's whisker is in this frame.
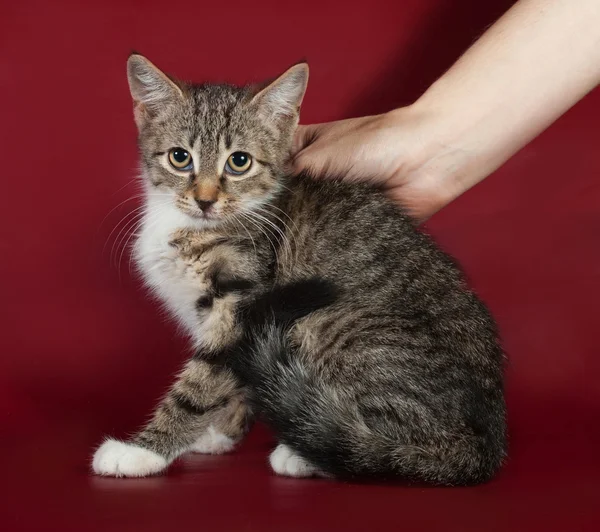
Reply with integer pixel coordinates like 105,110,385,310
111,209,150,269
253,215,293,265
276,181,295,195
252,205,298,258
241,210,289,283
100,191,173,232
99,196,142,231
122,212,162,277
239,211,279,271
110,195,170,255
104,205,147,257
123,215,157,276
110,177,142,196
230,213,258,258
121,211,166,278
120,222,142,279
247,209,293,264
265,204,301,235
111,217,144,272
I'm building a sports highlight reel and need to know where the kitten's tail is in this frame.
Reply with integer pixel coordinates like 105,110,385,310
233,295,504,485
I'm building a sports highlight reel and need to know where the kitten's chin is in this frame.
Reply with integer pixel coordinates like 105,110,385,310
182,209,224,229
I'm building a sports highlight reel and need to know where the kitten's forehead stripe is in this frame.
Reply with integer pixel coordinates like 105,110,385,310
188,133,197,151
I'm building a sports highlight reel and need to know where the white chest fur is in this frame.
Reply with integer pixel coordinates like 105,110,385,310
134,192,211,340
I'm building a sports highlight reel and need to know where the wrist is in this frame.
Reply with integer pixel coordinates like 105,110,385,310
385,104,473,216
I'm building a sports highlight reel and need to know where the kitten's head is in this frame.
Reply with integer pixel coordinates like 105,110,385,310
127,54,308,226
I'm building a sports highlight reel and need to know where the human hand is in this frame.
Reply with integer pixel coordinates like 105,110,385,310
291,107,459,222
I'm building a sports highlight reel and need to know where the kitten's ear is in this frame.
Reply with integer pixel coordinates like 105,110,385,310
251,63,309,122
126,54,183,127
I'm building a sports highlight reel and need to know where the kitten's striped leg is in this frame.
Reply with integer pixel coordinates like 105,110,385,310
92,358,249,477
189,393,251,454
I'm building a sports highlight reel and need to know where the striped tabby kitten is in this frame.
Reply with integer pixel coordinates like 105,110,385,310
92,54,506,485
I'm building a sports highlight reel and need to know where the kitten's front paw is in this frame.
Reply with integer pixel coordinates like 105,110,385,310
269,444,321,478
190,425,237,455
92,439,168,478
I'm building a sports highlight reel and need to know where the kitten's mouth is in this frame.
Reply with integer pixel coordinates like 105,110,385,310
189,209,219,222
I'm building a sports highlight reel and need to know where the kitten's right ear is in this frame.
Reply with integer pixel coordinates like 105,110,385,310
126,54,183,128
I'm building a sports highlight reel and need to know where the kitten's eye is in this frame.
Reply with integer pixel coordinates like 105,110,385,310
168,148,193,170
225,152,252,175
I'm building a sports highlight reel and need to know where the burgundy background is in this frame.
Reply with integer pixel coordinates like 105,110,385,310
2,0,599,530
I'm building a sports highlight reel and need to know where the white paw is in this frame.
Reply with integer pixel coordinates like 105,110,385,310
189,425,236,455
269,444,320,478
92,439,168,478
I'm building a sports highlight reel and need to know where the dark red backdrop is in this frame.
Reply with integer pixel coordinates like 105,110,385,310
2,0,599,530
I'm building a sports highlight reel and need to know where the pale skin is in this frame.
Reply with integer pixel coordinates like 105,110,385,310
292,0,600,221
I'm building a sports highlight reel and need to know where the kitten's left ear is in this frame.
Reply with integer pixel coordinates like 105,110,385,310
252,63,309,121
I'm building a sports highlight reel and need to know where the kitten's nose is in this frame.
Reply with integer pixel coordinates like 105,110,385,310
195,199,215,212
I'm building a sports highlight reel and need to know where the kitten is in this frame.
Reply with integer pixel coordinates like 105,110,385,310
92,54,506,485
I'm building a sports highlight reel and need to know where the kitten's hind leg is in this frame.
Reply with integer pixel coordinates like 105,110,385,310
269,443,327,479
92,358,246,478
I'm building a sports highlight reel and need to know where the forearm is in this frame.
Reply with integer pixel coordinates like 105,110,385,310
409,0,600,203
